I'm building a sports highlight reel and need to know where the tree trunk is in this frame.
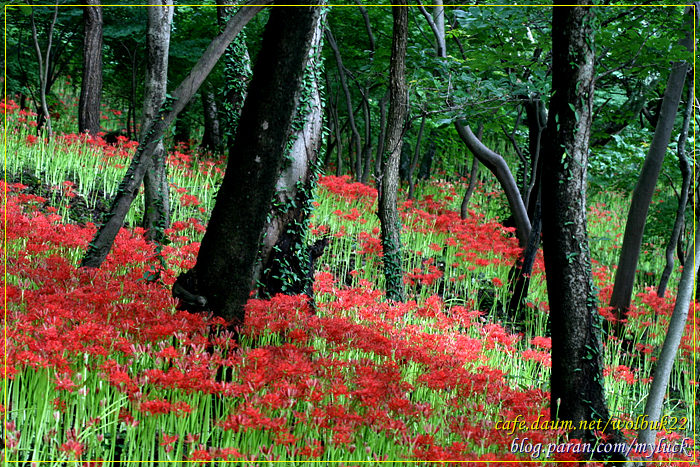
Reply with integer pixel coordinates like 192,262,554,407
608,6,695,333
378,2,408,303
407,114,426,200
541,4,623,458
78,0,103,136
416,3,531,249
460,123,482,219
141,0,174,243
254,9,327,299
637,198,700,454
657,82,694,298
455,123,531,249
357,4,375,185
177,2,323,328
325,27,363,183
521,97,546,214
81,0,271,269
29,0,59,139
432,0,446,58
374,90,389,183
200,85,223,152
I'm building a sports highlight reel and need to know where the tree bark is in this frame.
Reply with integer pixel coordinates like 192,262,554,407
460,123,482,219
657,81,694,298
325,27,363,183
254,9,327,298
29,0,59,139
416,2,531,249
200,84,223,153
378,2,408,303
407,114,426,200
81,0,271,269
141,0,174,243
608,6,695,333
541,4,623,458
637,196,700,454
357,4,375,185
179,2,323,328
78,0,103,136
455,123,531,248
374,90,389,182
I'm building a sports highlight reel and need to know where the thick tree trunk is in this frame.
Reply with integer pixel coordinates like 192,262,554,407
178,3,323,328
141,0,174,243
254,9,327,298
78,0,103,136
608,7,695,332
657,82,694,297
81,0,271,269
378,3,408,303
460,123,482,219
541,4,623,458
200,84,223,153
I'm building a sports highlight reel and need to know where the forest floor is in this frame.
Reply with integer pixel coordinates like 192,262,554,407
4,100,697,465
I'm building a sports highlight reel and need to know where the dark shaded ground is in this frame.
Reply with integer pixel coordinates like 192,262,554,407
5,169,112,225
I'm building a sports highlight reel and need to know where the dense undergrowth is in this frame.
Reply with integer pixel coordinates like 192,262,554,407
3,98,697,465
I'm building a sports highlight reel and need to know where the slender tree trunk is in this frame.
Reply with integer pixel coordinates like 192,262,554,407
374,90,389,183
378,2,408,303
200,84,223,153
432,0,446,57
358,4,375,185
331,96,343,176
523,97,547,218
657,81,694,298
407,114,425,200
360,97,373,184
637,199,700,455
141,0,174,243
416,3,531,249
460,123,482,219
609,6,695,332
29,0,59,139
455,123,531,249
541,4,623,458
78,0,103,136
81,1,271,269
325,27,363,183
177,2,323,328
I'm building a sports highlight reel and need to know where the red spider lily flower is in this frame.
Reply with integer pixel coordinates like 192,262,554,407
59,439,85,459
180,194,200,207
159,433,178,453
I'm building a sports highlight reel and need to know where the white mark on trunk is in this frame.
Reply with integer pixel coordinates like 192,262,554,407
262,121,268,130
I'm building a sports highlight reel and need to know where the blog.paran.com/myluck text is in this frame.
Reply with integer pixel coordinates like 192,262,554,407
510,436,694,460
